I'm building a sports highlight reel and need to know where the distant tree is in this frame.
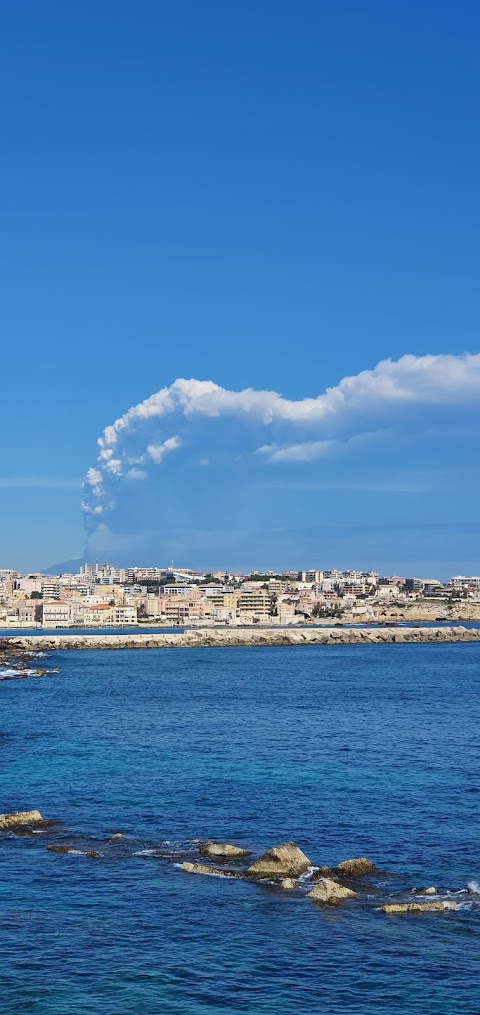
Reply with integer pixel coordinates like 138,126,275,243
30,591,43,599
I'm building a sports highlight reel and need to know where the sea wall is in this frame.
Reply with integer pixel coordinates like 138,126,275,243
6,625,480,651
366,603,480,623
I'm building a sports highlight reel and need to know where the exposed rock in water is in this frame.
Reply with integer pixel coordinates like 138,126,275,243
280,878,297,890
0,810,43,830
181,862,242,878
86,851,100,858
382,900,458,914
308,866,334,882
48,845,74,854
108,833,123,843
199,841,251,859
417,886,437,895
308,878,357,904
245,842,311,880
335,857,375,878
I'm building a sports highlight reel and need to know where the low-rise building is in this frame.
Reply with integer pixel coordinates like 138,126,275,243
114,605,137,624
87,604,114,624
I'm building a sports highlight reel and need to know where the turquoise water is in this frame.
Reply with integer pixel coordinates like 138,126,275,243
1,644,479,1013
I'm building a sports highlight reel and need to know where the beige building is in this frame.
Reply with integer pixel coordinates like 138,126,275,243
87,604,114,624
238,591,272,621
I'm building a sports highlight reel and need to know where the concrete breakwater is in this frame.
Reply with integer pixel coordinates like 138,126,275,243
7,625,480,651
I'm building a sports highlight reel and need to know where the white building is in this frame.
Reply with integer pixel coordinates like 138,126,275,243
42,601,71,626
114,605,137,624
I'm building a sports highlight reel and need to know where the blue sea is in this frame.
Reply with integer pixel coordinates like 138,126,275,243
1,643,479,1014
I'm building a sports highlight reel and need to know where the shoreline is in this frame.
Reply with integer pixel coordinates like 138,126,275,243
4,625,480,651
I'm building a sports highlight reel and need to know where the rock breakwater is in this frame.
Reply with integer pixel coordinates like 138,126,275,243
7,625,480,652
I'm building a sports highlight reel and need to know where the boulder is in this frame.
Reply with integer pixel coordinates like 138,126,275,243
108,833,123,843
335,857,375,878
308,866,334,882
308,878,357,905
0,810,43,830
417,886,437,895
199,841,251,860
48,845,74,854
280,878,296,890
86,851,100,858
382,900,458,914
180,862,241,878
245,842,311,880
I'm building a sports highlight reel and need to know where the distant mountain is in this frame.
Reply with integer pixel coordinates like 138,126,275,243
42,556,86,576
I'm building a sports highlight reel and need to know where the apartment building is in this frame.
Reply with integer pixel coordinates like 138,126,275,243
238,591,272,621
162,597,206,624
42,602,71,626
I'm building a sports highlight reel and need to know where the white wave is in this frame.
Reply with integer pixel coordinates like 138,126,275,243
467,880,480,894
0,667,39,677
298,865,319,883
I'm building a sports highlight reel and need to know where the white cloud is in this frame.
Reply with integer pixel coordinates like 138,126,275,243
256,440,336,463
147,435,182,464
85,468,102,486
80,501,106,515
83,352,480,521
125,468,147,480
93,354,480,456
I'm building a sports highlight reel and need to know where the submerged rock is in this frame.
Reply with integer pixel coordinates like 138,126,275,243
0,810,43,830
245,842,311,880
308,878,357,905
181,862,241,878
199,841,251,859
382,900,458,914
335,857,375,878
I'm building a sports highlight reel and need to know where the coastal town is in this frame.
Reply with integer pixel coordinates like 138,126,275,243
1,562,480,628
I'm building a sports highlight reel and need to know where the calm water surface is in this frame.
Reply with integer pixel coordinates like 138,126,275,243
1,644,479,1014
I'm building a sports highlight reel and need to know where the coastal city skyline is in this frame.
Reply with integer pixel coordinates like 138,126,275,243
2,559,479,629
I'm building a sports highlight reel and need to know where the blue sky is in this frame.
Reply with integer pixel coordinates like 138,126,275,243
1,0,479,575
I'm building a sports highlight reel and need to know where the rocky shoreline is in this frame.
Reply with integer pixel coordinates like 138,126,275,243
0,639,56,679
5,624,480,652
